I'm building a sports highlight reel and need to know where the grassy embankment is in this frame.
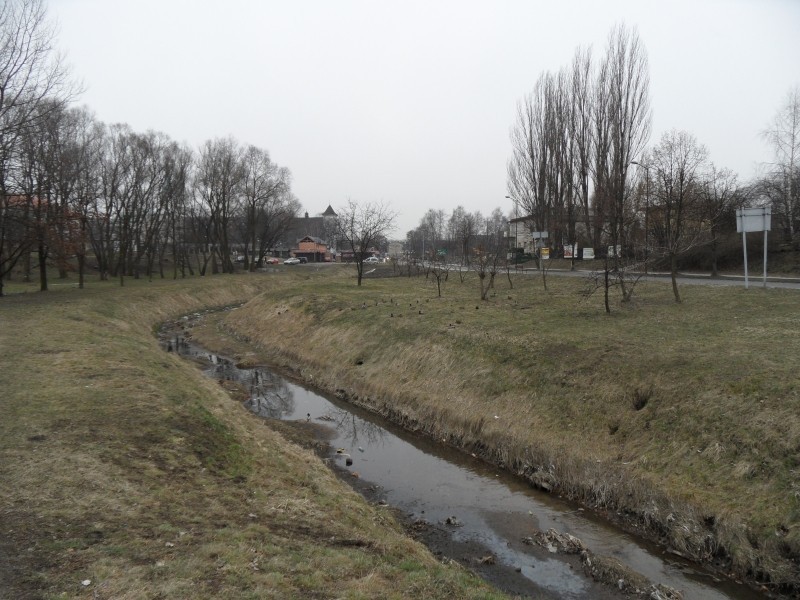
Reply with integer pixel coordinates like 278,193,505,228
0,272,506,600
213,265,800,592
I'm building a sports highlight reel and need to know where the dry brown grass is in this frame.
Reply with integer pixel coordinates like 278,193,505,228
0,271,506,599
217,266,800,591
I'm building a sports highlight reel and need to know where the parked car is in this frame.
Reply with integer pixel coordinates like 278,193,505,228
264,257,280,264
298,256,308,264
283,257,301,265
364,256,380,263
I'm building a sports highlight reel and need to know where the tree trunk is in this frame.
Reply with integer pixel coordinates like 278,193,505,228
77,252,85,289
710,229,719,277
38,245,48,291
23,251,32,282
479,272,488,300
710,245,719,278
670,253,681,303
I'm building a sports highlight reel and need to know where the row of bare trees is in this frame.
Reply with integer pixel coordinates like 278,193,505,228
405,206,508,265
506,24,767,308
0,0,73,295
192,137,297,276
507,24,652,270
634,131,743,303
1,103,298,294
0,1,300,296
635,87,800,303
404,206,510,300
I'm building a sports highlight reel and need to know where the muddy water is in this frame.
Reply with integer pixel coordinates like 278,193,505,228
161,320,765,600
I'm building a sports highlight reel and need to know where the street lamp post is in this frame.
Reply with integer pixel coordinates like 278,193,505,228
630,161,650,274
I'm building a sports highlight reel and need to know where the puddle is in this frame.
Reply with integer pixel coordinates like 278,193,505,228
160,315,768,600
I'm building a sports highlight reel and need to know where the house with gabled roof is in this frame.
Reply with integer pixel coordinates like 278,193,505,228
292,235,332,262
271,205,339,259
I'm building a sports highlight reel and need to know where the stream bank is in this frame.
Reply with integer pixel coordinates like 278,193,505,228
162,309,769,599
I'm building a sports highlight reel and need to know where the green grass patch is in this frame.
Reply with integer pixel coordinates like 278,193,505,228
185,403,253,479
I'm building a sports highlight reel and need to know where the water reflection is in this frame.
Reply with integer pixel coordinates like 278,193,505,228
243,371,295,418
323,407,387,447
162,331,298,418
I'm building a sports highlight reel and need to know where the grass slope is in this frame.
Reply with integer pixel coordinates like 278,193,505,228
218,265,800,592
0,273,505,600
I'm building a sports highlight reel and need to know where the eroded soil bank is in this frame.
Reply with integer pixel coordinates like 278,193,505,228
175,309,770,599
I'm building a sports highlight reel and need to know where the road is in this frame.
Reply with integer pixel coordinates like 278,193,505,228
518,266,800,290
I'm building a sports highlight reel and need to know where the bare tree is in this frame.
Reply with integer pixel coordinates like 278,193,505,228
405,208,448,267
600,24,651,263
129,132,172,281
475,208,506,300
428,255,450,297
336,199,396,286
570,47,595,249
0,0,74,296
160,141,193,279
194,137,245,274
239,145,294,271
649,130,708,302
185,192,214,275
591,24,651,310
80,126,184,285
761,86,800,242
255,191,299,266
12,101,58,291
89,122,124,281
508,47,599,269
57,106,101,289
698,164,745,277
238,147,298,270
101,127,168,285
507,74,553,248
448,205,477,269
420,208,446,258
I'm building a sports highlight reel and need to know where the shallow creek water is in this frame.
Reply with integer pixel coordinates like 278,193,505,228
160,315,766,600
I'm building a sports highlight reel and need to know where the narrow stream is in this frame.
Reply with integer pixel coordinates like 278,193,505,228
161,315,767,600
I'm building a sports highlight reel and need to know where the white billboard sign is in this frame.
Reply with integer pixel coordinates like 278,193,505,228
735,207,771,288
736,207,771,233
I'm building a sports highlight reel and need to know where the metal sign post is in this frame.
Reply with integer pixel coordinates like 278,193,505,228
736,207,772,289
530,231,548,270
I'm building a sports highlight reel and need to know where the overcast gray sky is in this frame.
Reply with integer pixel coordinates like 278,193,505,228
50,0,800,236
